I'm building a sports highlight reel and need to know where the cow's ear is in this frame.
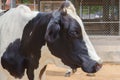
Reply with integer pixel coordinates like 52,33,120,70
45,23,60,43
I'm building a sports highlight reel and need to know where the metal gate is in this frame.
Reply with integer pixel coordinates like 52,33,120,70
80,0,119,35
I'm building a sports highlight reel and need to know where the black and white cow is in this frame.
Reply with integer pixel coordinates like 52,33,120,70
1,1,102,80
0,4,73,80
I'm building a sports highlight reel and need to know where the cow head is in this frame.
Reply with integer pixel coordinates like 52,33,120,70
45,1,102,73
1,39,26,78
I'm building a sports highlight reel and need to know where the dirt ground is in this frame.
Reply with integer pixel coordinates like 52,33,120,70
1,63,120,80
46,63,120,80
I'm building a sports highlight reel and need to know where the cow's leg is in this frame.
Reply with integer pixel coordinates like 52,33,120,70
26,66,34,80
26,59,35,80
25,50,41,80
39,65,47,80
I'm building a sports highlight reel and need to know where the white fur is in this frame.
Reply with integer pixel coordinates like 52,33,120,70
0,5,38,80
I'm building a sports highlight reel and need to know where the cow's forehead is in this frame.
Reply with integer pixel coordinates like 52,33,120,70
52,10,60,21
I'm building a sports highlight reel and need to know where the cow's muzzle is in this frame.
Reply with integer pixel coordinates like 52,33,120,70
81,57,102,73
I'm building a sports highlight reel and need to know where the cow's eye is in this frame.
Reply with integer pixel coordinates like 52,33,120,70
71,31,78,34
69,31,79,37
54,21,58,24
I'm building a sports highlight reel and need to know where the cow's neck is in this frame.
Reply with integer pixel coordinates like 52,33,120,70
20,12,52,71
29,12,52,52
20,12,52,53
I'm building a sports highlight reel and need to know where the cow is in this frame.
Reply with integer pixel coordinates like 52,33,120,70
20,1,102,79
0,4,74,80
1,1,102,80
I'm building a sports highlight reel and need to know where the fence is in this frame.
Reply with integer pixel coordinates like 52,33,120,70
40,1,64,12
40,0,119,36
80,0,119,36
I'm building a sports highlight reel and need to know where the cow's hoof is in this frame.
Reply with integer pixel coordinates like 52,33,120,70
65,72,71,77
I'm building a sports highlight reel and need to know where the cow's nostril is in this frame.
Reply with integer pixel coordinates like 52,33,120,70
95,63,102,72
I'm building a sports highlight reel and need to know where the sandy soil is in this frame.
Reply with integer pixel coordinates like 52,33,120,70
46,63,120,80
1,63,120,80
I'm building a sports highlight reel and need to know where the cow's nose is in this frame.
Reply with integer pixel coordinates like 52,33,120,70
94,62,102,72
92,59,103,72
96,59,103,71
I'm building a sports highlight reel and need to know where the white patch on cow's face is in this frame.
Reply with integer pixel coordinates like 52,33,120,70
62,1,101,62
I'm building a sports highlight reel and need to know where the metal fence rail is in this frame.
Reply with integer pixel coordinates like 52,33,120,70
84,22,119,35
80,0,119,36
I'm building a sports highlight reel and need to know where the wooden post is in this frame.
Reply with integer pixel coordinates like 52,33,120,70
0,0,1,9
0,0,2,9
103,0,109,21
103,0,110,34
38,0,40,11
80,0,83,17
34,0,36,10
2,0,6,9
10,0,16,8
80,4,82,17
110,0,115,35
74,0,80,16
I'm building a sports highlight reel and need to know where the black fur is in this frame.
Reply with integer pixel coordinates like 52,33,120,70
1,39,25,78
19,12,52,80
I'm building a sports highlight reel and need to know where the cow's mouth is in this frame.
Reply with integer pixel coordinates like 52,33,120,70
81,60,102,73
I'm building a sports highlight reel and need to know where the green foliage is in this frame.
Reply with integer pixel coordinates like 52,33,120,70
22,0,30,4
70,0,74,3
91,6,102,13
83,6,102,14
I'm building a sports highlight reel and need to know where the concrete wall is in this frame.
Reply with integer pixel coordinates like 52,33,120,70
90,36,120,63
